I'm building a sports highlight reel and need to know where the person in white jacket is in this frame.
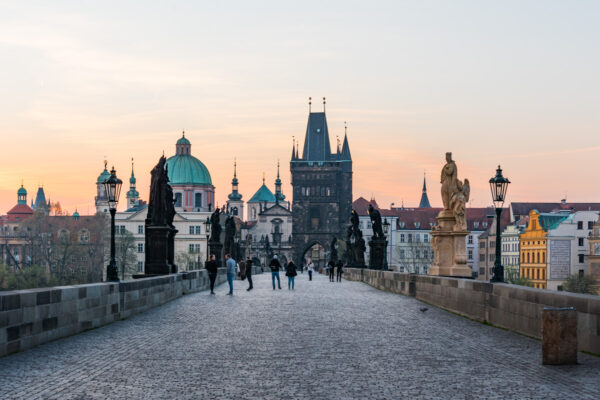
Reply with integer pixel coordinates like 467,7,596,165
307,259,314,281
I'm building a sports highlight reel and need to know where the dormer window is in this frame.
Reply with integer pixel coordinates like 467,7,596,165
415,222,421,229
474,222,479,228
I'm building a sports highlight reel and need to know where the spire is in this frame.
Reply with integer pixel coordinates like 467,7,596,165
228,158,242,201
291,136,296,160
126,157,139,208
301,97,332,161
340,122,352,161
275,159,285,203
418,172,432,208
130,158,136,185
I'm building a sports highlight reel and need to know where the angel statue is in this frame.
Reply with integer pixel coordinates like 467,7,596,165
451,179,470,231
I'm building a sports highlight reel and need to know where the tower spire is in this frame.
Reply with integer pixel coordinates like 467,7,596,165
323,97,326,113
308,97,312,113
275,159,285,204
418,171,432,208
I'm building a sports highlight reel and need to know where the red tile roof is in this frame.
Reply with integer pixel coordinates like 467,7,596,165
510,202,600,219
6,204,34,222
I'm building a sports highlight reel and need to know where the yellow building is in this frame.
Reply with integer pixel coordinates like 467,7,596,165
519,210,569,289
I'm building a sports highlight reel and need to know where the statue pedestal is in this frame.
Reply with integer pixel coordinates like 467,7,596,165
144,225,176,275
429,213,472,278
369,238,387,270
209,241,223,267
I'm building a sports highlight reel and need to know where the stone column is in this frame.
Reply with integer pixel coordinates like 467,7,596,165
429,212,472,278
542,307,578,365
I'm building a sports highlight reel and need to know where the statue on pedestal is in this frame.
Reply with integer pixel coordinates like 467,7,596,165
210,208,222,243
224,214,236,257
430,152,472,278
368,204,384,239
346,209,366,267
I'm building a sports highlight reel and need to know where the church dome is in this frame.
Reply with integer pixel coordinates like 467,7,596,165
165,134,212,185
96,165,111,184
248,184,276,203
17,186,27,196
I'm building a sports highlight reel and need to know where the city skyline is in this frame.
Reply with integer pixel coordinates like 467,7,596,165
1,1,599,214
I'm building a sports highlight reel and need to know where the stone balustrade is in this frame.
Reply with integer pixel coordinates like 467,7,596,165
344,268,600,354
0,266,261,357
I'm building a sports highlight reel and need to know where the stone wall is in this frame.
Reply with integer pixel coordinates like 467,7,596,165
344,268,600,354
0,266,261,357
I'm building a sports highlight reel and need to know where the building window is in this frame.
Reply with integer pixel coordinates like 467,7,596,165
424,234,429,243
416,250,421,259
578,237,584,246
120,226,126,235
408,234,413,243
138,261,144,272
195,226,202,234
399,250,405,258
480,242,485,249
468,235,473,244
195,193,202,208
468,249,473,260
489,254,494,262
588,221,594,230
474,222,479,228
577,221,583,230
190,226,195,234
415,234,421,243
579,254,585,263
138,225,143,234
175,193,182,208
137,243,144,253
400,234,405,243
424,250,429,259
480,254,485,262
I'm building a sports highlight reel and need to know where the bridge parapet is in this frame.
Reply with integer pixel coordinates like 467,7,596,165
344,268,600,354
0,266,261,357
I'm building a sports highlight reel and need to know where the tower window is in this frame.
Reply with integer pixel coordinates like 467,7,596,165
195,193,202,208
175,193,182,207
310,206,320,229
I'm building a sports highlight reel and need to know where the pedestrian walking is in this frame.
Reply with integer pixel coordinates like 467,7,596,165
307,259,314,281
205,254,218,295
269,255,282,290
225,253,236,295
238,258,247,281
328,260,335,282
336,260,344,282
245,257,254,291
286,260,297,290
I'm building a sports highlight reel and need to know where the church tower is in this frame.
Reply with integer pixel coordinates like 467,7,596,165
290,98,353,265
126,158,140,209
95,161,110,214
226,159,244,217
418,173,432,208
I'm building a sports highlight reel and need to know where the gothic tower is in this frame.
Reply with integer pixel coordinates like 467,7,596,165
290,98,352,266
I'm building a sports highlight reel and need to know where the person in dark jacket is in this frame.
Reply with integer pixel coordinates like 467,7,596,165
328,260,335,282
246,257,253,291
205,254,218,294
269,255,282,290
336,260,344,282
286,261,297,290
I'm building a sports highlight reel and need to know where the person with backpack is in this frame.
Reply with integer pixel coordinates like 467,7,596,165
336,260,344,282
286,260,298,290
269,255,282,290
205,254,218,295
245,257,254,291
307,259,314,281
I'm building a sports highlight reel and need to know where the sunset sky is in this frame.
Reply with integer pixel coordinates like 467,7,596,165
1,1,599,214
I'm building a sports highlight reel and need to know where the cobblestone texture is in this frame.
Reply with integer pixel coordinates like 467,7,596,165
0,273,599,399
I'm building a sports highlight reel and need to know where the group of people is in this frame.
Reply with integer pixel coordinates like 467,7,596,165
204,253,344,295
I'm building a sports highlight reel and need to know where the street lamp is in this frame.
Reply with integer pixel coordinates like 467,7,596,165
489,165,510,283
103,166,122,282
204,217,211,262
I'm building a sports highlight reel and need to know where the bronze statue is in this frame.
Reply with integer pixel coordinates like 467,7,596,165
440,152,458,212
209,207,222,242
147,156,170,226
224,214,236,256
368,204,384,239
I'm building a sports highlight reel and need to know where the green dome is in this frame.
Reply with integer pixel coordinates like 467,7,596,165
97,168,111,184
248,184,276,203
17,186,27,196
127,189,139,198
165,154,212,185
176,136,191,145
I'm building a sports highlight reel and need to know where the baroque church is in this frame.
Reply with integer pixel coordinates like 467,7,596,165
290,99,353,267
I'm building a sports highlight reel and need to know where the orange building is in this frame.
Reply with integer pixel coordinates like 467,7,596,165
519,210,569,289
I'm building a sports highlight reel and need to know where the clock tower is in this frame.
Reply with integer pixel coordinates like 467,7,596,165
588,214,600,294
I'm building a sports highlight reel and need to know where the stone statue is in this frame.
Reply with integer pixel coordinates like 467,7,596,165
451,179,470,231
224,214,236,256
355,231,366,265
368,204,384,239
346,209,365,267
440,152,458,212
330,237,338,262
147,156,170,226
209,207,222,243
350,209,360,232
165,165,176,228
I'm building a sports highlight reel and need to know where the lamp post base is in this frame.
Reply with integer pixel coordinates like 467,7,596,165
106,261,119,282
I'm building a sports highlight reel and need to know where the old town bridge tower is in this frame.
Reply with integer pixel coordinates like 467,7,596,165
290,99,353,267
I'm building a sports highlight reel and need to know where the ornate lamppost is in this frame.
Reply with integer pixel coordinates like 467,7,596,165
489,165,510,283
204,217,211,262
103,167,123,282
383,218,390,271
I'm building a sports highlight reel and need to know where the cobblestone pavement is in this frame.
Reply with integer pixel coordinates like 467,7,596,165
1,273,599,399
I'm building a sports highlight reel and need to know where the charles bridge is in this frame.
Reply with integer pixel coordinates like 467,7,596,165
1,268,599,399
